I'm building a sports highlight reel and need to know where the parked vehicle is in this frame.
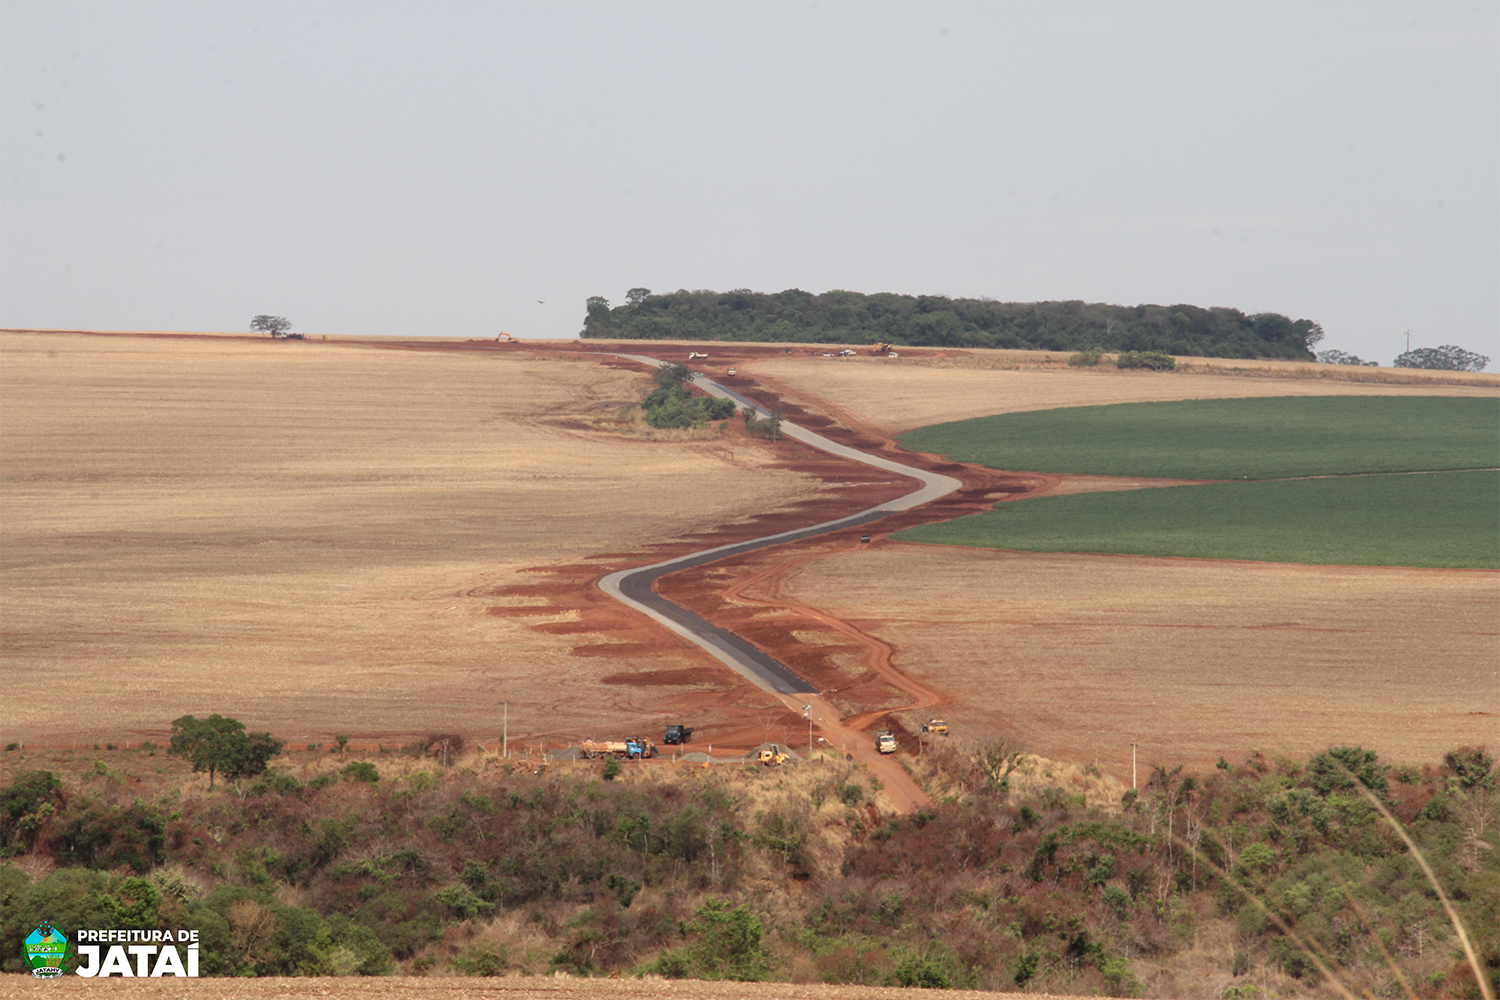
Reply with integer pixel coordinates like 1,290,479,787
921,719,949,736
663,724,693,745
875,730,898,754
580,737,658,760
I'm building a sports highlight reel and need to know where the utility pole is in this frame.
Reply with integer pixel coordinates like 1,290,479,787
802,704,812,751
503,702,509,759
1131,743,1137,790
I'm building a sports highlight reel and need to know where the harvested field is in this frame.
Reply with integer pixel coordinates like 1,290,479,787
0,332,855,747
743,348,1499,435
3,331,1494,782
768,544,1500,776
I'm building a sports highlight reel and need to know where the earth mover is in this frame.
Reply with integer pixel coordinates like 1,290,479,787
758,745,789,766
580,737,658,760
875,730,898,754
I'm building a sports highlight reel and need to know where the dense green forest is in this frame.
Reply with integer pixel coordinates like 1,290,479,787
2,740,1494,996
581,288,1325,360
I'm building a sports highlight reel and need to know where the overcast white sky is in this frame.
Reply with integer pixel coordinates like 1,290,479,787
3,2,1496,365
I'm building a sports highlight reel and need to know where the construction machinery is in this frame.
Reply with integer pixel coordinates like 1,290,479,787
757,744,789,766
497,332,518,343
875,730,898,754
871,342,892,355
688,351,709,360
579,737,658,760
663,724,694,745
921,719,950,736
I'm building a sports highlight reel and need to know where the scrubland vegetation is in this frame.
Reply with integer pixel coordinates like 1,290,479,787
2,740,1494,997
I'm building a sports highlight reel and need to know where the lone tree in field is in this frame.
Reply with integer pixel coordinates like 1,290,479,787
250,315,292,338
169,714,284,790
1394,344,1489,372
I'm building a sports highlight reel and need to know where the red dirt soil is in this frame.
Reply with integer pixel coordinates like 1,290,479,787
471,343,1125,811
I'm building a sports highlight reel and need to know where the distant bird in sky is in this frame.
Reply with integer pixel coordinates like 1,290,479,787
537,300,545,304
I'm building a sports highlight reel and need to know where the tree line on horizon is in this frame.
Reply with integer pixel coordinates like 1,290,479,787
581,288,1326,360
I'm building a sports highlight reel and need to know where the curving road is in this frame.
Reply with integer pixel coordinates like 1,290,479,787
597,355,962,696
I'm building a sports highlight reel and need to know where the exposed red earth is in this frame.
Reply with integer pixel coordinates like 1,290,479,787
476,342,1213,810
6,331,1491,804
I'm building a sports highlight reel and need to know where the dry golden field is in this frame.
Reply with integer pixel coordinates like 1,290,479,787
772,546,1499,774
2,331,1495,787
0,332,824,747
745,347,1500,435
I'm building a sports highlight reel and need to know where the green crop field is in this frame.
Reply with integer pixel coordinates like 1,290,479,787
894,396,1499,568
897,471,1498,568
898,396,1499,480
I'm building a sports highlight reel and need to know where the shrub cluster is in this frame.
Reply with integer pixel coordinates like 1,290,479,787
1115,350,1177,371
643,383,736,429
0,744,1492,996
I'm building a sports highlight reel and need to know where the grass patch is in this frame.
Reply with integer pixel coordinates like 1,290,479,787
898,396,1499,479
895,471,1499,568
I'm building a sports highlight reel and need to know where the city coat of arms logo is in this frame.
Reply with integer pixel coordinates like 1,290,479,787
25,921,69,979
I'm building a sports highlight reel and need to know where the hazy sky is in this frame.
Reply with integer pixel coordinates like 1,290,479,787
3,2,1496,365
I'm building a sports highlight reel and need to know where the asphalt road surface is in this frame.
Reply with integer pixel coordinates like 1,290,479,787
597,355,962,695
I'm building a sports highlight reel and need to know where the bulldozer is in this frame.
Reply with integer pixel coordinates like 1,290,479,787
757,744,789,766
871,342,892,355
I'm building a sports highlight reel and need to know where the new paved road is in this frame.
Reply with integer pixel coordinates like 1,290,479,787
597,355,962,695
